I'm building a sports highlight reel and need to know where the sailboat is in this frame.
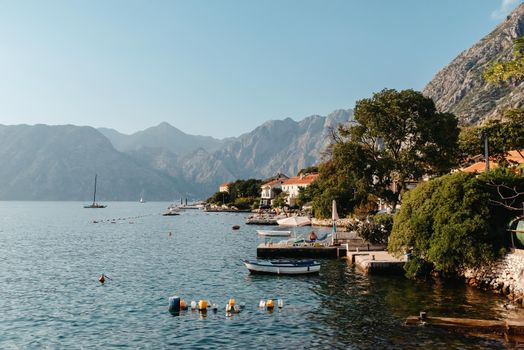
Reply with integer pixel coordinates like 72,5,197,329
140,190,146,203
84,174,107,208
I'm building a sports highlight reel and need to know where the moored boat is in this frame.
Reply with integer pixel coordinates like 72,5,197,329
163,207,180,216
84,174,106,208
256,230,292,237
243,259,320,275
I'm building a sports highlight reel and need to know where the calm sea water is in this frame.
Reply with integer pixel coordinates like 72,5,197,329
1,202,523,349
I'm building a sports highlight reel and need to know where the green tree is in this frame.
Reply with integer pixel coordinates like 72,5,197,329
306,155,362,219
355,213,394,245
484,37,524,83
206,191,230,205
336,89,459,211
228,179,262,200
388,172,513,279
458,108,524,163
272,191,288,208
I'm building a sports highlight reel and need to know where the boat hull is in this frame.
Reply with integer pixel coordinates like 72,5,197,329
256,230,292,237
243,260,320,275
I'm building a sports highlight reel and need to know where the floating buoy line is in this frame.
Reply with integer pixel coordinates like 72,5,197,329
168,295,285,316
91,214,155,224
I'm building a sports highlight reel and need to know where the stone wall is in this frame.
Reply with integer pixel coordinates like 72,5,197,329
463,251,524,306
311,217,355,228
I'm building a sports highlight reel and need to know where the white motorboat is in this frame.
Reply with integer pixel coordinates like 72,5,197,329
276,216,311,227
162,207,180,216
256,230,292,237
243,259,320,275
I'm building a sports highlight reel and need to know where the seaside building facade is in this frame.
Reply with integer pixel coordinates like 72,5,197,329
260,173,289,207
219,182,232,193
281,173,319,206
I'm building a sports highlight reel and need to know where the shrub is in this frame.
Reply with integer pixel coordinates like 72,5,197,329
356,213,393,245
388,172,508,279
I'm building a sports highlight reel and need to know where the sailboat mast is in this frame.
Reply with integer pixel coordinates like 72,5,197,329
93,174,97,204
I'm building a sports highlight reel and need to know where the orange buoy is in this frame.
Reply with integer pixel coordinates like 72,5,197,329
99,274,105,284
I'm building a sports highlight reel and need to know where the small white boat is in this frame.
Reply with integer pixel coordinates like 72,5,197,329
256,230,292,237
162,207,180,216
277,216,311,227
243,259,320,275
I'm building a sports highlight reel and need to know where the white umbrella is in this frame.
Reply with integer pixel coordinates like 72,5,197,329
332,200,339,233
332,200,339,245
277,216,311,227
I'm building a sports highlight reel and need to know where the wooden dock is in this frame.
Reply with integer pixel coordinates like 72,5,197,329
406,313,524,341
348,250,406,274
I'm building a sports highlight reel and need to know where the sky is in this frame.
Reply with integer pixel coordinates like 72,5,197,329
0,0,521,138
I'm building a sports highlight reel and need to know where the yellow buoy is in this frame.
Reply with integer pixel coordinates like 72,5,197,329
180,299,187,310
229,298,235,307
266,299,274,309
198,300,208,310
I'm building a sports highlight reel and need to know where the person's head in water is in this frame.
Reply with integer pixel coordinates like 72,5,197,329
309,231,317,241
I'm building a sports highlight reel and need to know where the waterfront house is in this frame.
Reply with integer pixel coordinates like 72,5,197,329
219,182,232,193
260,173,289,207
281,173,319,206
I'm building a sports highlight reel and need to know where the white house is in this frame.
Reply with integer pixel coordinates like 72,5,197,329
281,173,319,206
260,173,289,206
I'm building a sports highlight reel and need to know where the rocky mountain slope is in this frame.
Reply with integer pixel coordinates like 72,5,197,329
0,109,352,200
0,124,187,200
99,122,227,156
423,3,524,125
127,109,353,196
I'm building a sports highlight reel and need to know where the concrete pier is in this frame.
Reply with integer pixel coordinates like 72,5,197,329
348,250,406,275
256,231,386,259
257,244,347,259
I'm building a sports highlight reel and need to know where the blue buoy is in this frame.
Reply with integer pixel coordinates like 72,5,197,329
169,296,181,314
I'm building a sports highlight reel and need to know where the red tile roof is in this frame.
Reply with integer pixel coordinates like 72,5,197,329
282,173,319,186
463,161,497,173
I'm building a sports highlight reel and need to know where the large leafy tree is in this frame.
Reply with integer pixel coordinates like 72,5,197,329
336,89,459,210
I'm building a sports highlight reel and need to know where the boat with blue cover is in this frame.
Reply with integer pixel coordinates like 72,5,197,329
243,259,320,275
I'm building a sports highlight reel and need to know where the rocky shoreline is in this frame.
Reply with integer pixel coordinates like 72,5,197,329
463,251,524,306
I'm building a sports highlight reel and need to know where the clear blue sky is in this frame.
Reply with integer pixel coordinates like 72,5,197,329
0,0,520,138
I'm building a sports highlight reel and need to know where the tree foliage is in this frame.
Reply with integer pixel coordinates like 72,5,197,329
484,37,524,83
272,191,288,208
388,172,517,279
351,213,394,245
329,89,458,212
206,178,262,207
206,191,230,205
458,108,524,163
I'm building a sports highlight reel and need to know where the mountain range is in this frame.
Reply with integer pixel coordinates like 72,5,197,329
0,109,352,200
